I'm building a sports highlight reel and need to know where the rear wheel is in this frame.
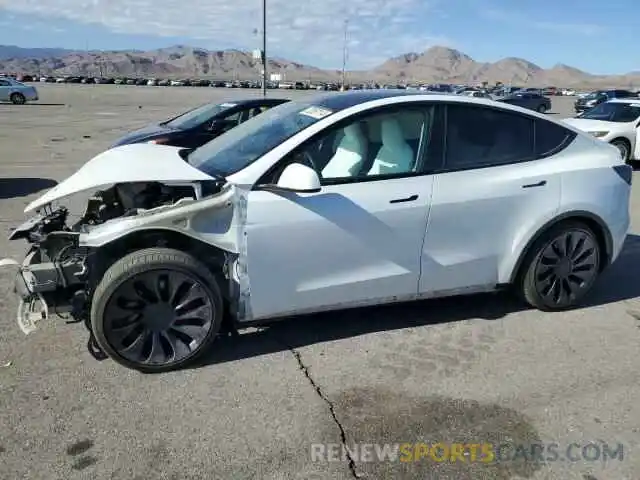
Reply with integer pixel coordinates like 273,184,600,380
537,104,547,114
518,221,601,311
10,93,26,105
91,248,223,373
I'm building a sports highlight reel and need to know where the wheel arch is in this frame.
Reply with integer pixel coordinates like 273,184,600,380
91,228,233,299
609,136,632,155
507,210,613,285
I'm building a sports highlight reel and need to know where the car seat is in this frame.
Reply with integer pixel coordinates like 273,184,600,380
368,118,415,175
321,124,367,178
251,107,262,118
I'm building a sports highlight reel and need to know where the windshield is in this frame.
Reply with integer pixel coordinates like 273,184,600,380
164,102,237,129
188,101,334,177
580,102,640,122
584,91,604,100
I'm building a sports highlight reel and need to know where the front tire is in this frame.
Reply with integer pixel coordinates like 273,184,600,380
10,93,26,105
91,248,223,373
611,139,630,163
518,221,601,311
537,104,547,114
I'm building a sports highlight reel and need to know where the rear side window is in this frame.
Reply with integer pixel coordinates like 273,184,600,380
444,104,534,169
534,119,576,156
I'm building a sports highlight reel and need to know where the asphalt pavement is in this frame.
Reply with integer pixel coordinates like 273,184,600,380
0,85,639,480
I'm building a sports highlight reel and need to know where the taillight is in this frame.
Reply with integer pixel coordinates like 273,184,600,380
613,164,632,185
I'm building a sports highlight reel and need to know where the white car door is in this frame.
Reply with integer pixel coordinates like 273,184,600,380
419,103,566,294
244,105,437,320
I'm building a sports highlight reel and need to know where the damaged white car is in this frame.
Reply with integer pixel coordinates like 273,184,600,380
1,91,632,372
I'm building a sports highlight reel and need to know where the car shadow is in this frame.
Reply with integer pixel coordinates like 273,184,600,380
0,177,57,199
190,233,640,370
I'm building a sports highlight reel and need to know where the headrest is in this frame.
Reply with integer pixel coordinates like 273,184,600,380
343,124,366,142
381,118,406,146
337,124,366,151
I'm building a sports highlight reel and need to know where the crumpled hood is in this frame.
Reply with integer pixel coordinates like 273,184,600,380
24,143,216,213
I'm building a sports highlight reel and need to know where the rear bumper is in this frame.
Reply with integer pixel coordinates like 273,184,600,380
24,90,39,101
609,213,631,266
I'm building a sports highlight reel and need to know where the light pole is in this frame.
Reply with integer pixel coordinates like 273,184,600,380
341,19,349,90
261,0,267,97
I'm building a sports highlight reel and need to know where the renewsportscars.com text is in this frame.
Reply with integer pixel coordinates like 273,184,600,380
311,442,625,463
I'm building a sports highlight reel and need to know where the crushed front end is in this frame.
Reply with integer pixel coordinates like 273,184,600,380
2,180,222,360
5,205,92,336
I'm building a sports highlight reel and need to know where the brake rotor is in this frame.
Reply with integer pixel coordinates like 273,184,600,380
17,293,48,335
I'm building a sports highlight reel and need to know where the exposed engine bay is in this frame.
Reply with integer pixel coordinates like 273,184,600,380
7,180,227,356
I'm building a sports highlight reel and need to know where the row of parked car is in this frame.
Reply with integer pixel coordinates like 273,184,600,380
7,74,349,91
0,88,634,374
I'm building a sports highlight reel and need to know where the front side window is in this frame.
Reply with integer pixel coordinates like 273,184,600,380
444,104,535,169
284,107,431,184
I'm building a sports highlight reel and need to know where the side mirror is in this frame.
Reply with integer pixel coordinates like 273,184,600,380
260,163,321,193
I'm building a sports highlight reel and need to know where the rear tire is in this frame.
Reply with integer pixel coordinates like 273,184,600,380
10,93,26,105
537,104,547,114
90,248,223,373
518,221,601,311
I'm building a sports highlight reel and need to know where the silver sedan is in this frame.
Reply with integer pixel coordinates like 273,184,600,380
0,77,39,104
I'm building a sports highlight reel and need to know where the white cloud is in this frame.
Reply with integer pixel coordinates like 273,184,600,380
481,9,605,36
0,0,455,68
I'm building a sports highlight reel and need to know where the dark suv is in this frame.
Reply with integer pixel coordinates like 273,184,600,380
575,89,637,113
497,92,552,113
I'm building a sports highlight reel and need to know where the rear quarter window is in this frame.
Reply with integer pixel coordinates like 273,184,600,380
534,119,576,157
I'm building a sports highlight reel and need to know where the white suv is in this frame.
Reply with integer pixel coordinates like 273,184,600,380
1,91,631,372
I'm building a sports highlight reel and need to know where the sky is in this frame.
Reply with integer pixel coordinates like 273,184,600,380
0,0,636,74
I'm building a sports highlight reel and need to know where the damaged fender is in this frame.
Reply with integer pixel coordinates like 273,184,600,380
79,183,254,320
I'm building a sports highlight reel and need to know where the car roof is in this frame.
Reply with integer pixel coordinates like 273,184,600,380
311,89,450,111
231,98,289,106
607,98,640,104
308,89,552,117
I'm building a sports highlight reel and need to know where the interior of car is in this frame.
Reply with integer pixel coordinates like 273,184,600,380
308,110,426,181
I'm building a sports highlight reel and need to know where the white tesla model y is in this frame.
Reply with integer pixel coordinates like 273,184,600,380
1,90,631,372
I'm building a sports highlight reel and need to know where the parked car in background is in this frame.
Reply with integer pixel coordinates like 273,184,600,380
574,89,636,113
0,77,38,104
562,98,640,163
111,97,289,148
497,91,551,113
463,90,492,98
1,90,631,372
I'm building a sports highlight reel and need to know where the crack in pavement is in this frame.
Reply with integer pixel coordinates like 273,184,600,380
285,343,360,479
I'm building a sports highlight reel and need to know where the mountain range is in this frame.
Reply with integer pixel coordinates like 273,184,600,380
1,44,639,88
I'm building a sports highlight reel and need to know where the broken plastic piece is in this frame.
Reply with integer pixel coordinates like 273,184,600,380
17,293,48,335
0,258,20,268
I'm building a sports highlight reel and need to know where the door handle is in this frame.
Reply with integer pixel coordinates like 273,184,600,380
390,194,418,203
522,180,546,188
